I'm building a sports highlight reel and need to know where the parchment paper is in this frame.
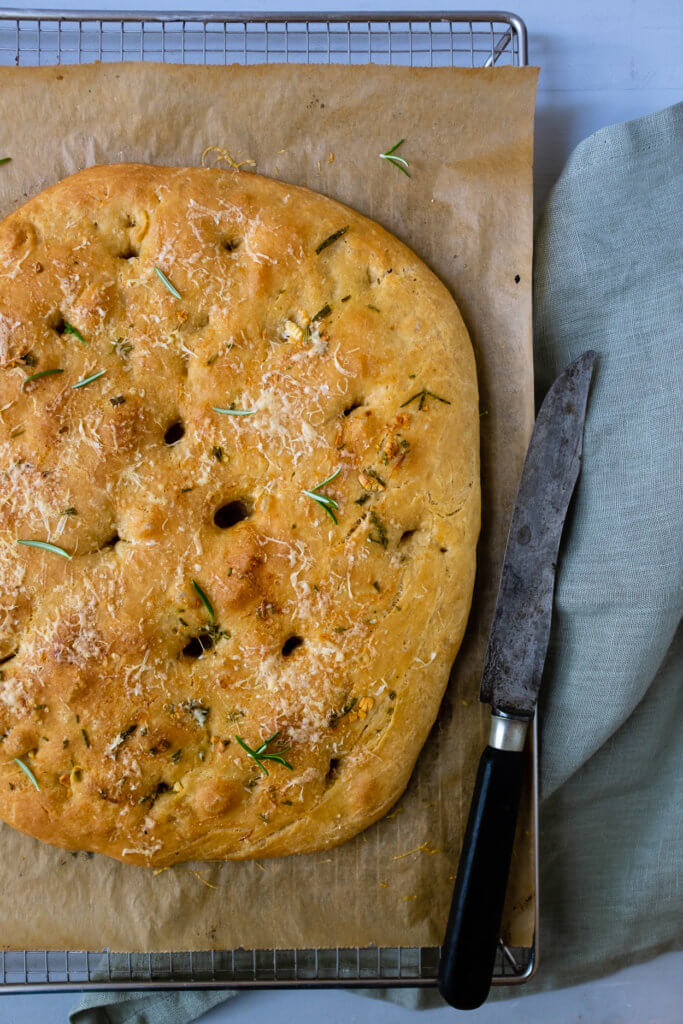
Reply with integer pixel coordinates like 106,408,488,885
0,63,538,953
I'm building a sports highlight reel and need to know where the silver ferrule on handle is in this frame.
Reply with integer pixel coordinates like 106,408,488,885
488,712,529,752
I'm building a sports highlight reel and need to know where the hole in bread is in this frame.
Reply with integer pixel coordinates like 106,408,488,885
281,634,304,658
222,238,241,252
214,499,252,530
118,243,139,260
50,313,67,335
439,546,448,553
399,529,418,546
164,420,185,446
343,400,363,417
182,633,214,659
142,780,171,808
189,312,209,331
325,757,342,786
122,213,136,228
101,532,120,550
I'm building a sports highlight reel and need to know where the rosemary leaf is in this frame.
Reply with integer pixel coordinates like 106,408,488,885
14,757,39,790
16,539,72,560
313,467,342,490
0,157,11,166
63,322,88,345
21,368,64,391
81,728,90,748
315,226,349,255
72,369,106,390
192,579,215,620
154,266,182,299
368,510,389,549
212,406,255,416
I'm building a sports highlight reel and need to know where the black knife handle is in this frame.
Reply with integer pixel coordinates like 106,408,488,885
438,719,527,1010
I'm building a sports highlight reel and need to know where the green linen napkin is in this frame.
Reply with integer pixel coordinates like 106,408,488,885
69,991,232,1024
71,101,683,1023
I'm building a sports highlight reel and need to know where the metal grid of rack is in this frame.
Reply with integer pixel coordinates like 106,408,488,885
1,942,535,990
0,9,527,68
0,8,534,992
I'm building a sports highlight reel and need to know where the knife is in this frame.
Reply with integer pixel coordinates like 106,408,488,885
437,350,597,1010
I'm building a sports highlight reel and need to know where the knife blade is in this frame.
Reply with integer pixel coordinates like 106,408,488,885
480,348,598,715
438,350,597,1010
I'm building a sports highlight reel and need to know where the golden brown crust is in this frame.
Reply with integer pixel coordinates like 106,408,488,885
0,164,479,866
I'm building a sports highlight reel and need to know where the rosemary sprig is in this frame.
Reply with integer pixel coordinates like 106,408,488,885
191,579,215,620
302,467,342,525
380,139,411,177
315,226,349,255
72,369,106,390
21,368,64,391
212,406,255,416
0,157,11,166
14,757,40,790
16,539,72,559
63,322,88,345
154,266,182,299
400,388,451,411
235,731,293,777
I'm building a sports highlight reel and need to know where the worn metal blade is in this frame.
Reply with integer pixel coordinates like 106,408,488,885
480,351,597,715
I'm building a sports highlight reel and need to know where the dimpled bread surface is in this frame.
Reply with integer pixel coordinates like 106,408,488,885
0,164,479,866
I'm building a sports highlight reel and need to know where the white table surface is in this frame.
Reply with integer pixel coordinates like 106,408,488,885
1,1,681,1021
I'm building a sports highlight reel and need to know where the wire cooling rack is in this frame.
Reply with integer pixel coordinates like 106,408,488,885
0,9,527,68
0,8,534,992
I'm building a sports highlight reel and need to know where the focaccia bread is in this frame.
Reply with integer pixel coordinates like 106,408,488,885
0,164,479,866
